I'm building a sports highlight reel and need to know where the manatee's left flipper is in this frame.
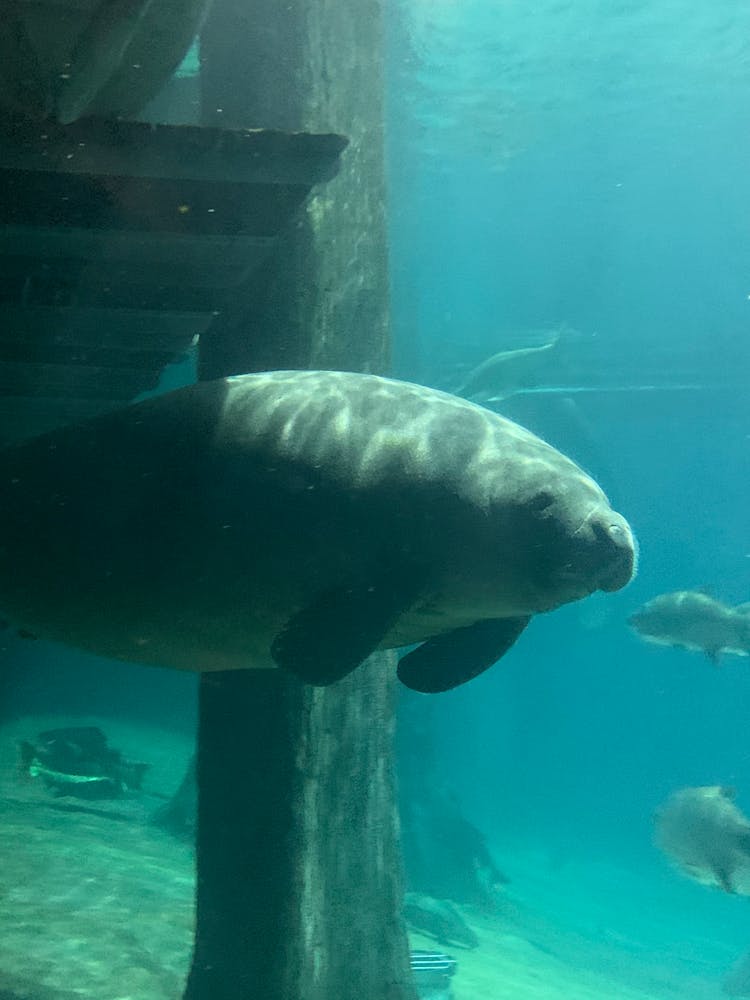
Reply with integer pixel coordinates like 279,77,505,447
397,616,531,693
272,571,426,686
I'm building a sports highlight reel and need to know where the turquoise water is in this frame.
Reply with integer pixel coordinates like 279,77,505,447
387,1,750,995
2,3,750,998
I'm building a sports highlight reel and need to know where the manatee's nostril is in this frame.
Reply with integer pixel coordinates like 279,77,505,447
587,516,635,592
592,519,624,544
604,545,634,590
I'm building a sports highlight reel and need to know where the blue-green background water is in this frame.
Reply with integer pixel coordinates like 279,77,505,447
386,0,750,982
3,1,750,995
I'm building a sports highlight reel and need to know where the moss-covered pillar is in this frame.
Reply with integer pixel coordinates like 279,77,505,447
185,1,415,998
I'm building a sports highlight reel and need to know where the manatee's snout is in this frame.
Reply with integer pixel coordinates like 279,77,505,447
588,513,636,592
560,507,636,597
542,505,635,605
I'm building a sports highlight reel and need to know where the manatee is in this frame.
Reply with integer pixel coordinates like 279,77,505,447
629,590,750,663
655,786,750,894
0,370,635,692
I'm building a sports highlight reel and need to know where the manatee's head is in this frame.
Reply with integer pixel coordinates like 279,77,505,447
567,504,636,593
477,450,637,615
526,494,635,612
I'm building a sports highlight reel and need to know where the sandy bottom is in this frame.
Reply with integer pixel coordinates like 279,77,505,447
414,853,742,1000
0,715,744,1000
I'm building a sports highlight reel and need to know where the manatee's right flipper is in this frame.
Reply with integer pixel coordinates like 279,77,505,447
397,616,530,694
272,568,427,686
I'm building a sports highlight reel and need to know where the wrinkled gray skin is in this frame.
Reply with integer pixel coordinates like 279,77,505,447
655,786,750,894
629,590,750,662
0,371,635,690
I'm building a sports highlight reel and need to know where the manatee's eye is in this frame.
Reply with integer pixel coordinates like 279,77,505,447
527,490,555,514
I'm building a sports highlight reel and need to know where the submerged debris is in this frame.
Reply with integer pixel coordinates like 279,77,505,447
18,726,149,800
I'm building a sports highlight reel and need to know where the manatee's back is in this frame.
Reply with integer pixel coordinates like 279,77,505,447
218,369,605,518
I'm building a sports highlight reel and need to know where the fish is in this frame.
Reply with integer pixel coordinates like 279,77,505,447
628,590,750,663
0,370,635,693
452,331,562,402
654,786,750,894
403,893,479,949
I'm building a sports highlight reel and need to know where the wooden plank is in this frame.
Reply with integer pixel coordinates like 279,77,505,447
0,305,211,350
0,169,310,238
0,360,161,398
13,0,98,10
0,227,275,287
0,224,276,266
0,340,180,369
0,257,238,310
0,113,348,187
